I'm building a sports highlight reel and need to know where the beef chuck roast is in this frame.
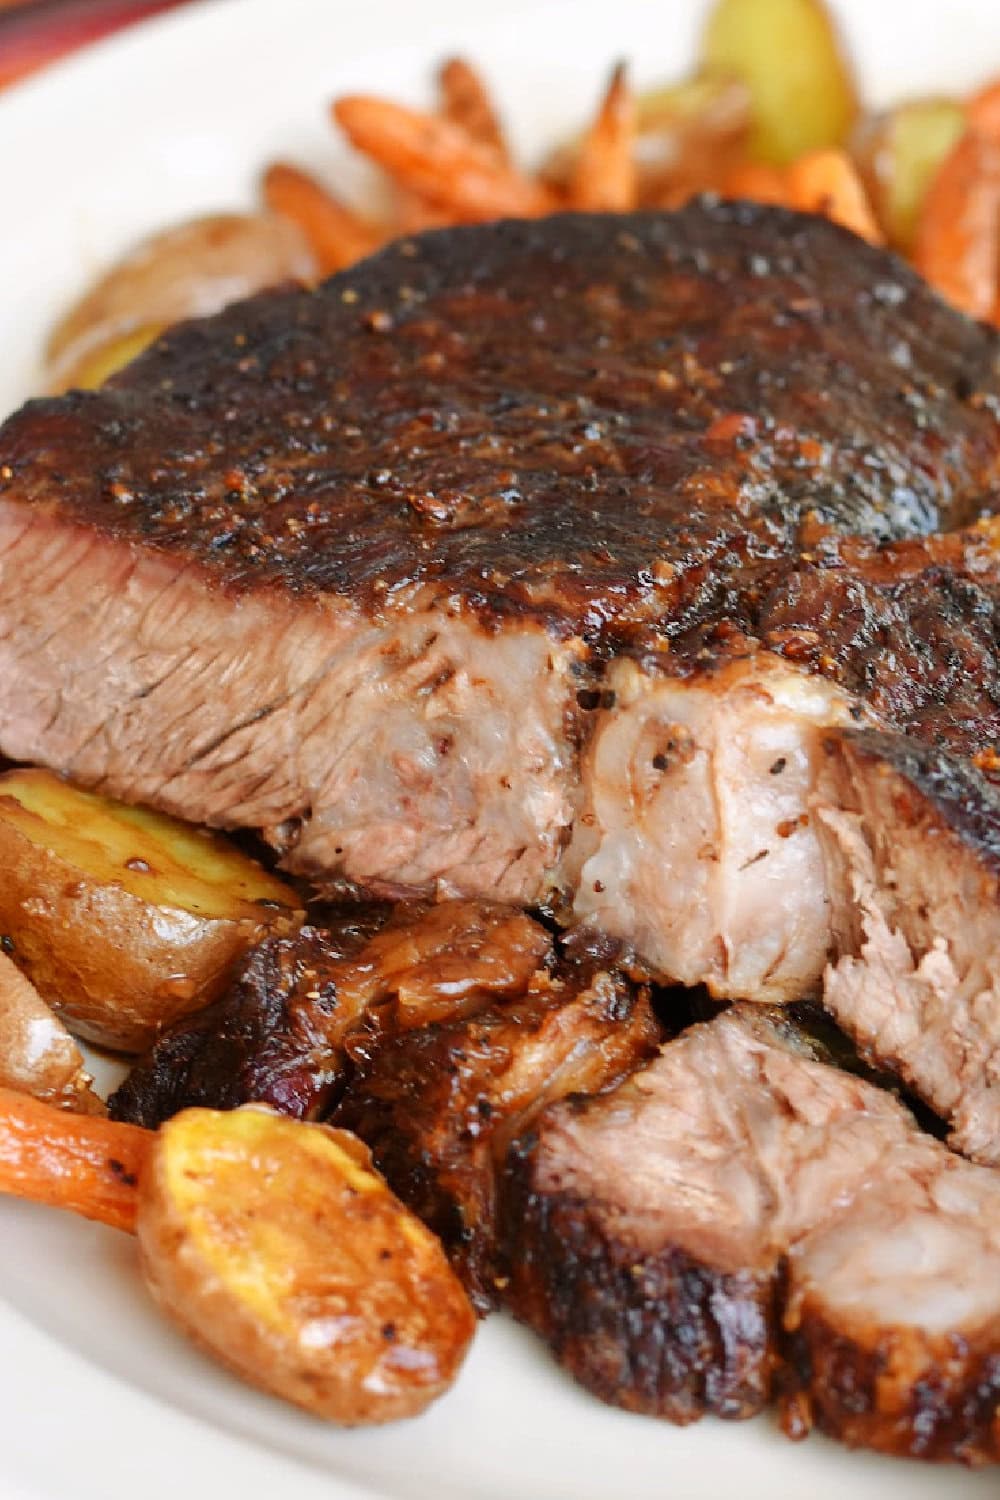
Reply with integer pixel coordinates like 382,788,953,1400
815,730,1000,1165
5,203,1000,997
502,1006,1000,1459
333,939,660,1310
111,898,550,1127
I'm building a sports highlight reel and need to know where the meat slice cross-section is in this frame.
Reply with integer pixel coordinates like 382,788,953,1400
502,1006,1000,1460
6,203,1000,994
816,729,1000,1166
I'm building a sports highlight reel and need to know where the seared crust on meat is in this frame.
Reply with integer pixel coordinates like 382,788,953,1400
502,1008,1000,1449
4,201,1000,631
111,899,550,1128
782,1299,1000,1463
109,919,382,1125
334,963,660,1311
502,1144,776,1421
782,1158,1000,1462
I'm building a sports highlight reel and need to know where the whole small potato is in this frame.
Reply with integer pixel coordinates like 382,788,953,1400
0,769,302,1052
137,1106,476,1424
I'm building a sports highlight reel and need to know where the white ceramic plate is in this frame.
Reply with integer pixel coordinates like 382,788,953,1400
1,1,998,1495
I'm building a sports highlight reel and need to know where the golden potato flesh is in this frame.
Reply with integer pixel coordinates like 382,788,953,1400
700,0,858,165
66,325,165,391
0,769,301,1052
851,98,966,253
45,213,317,394
137,1107,476,1424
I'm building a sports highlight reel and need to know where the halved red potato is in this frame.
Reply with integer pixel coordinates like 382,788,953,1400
0,769,302,1051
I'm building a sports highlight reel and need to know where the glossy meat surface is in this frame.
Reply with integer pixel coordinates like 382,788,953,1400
334,956,660,1310
5,203,1000,993
110,898,549,1127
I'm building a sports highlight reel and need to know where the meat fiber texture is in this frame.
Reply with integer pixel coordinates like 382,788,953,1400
504,1006,1000,1462
816,730,1000,1166
5,202,1000,1001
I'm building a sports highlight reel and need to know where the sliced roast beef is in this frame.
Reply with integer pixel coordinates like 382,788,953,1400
5,203,1000,994
815,729,1000,1165
502,1007,1000,1460
110,898,550,1127
784,1163,1000,1461
333,953,660,1310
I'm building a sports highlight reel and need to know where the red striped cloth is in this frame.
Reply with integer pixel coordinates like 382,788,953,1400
0,0,198,89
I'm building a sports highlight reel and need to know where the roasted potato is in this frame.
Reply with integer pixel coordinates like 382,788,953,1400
65,324,167,392
138,1106,476,1424
0,769,301,1052
0,953,101,1112
851,98,967,252
700,0,858,165
45,213,317,394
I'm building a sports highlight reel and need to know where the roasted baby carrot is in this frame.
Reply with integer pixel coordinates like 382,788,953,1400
262,162,382,275
722,160,791,205
787,148,883,243
914,128,1000,321
332,95,556,221
571,62,638,212
438,56,509,161
966,77,1000,140
0,1086,150,1233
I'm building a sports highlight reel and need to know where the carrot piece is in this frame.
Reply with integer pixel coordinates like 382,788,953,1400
332,95,556,221
571,62,638,212
914,128,1000,321
786,148,883,244
438,56,509,163
262,163,382,276
967,78,1000,141
392,190,457,234
0,1086,150,1234
721,161,791,205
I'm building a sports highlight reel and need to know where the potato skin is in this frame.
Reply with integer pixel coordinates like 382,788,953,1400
0,952,101,1111
46,213,317,393
137,1107,476,1424
0,773,301,1052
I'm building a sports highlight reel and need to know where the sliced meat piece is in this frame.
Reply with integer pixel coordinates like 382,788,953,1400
5,203,1000,993
815,730,1000,1165
501,1007,892,1422
333,957,660,1311
502,1006,1000,1460
563,655,851,998
110,898,548,1127
785,1163,1000,1462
